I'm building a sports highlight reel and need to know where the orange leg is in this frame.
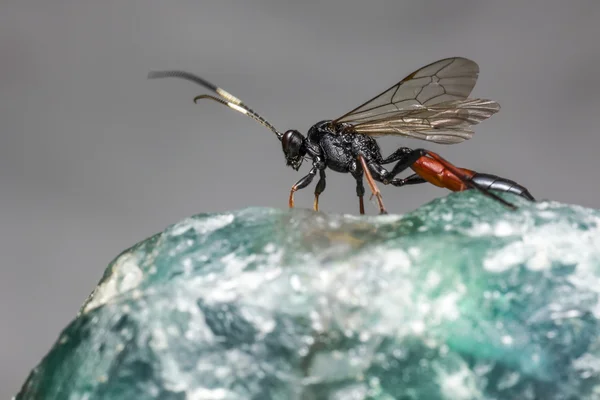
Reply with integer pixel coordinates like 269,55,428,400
358,155,387,214
288,167,318,209
289,186,297,208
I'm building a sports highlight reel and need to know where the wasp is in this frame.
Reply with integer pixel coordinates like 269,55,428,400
149,57,534,214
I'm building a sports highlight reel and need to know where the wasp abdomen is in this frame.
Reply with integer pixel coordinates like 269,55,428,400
411,156,474,192
471,173,535,201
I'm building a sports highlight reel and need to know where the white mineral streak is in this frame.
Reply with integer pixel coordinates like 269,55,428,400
169,214,234,237
239,307,276,338
496,371,521,390
150,328,168,351
484,215,600,274
493,220,514,236
573,353,600,381
329,383,368,399
435,292,461,321
187,387,232,400
437,362,483,400
501,335,514,346
82,252,143,313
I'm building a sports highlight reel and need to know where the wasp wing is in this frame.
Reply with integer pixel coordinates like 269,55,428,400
351,98,500,144
333,57,499,144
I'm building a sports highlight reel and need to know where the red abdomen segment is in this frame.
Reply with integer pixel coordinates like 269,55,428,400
411,156,475,192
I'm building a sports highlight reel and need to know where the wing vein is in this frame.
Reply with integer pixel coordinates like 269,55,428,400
332,57,499,144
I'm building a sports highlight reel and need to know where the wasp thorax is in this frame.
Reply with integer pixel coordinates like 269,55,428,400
281,130,306,170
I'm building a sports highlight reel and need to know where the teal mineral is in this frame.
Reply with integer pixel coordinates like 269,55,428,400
16,192,600,399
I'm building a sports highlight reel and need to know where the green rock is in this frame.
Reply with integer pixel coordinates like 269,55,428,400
16,192,600,399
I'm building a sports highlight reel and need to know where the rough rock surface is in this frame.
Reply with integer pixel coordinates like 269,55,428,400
16,192,600,399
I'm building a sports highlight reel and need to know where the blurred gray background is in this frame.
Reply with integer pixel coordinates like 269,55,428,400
1,0,599,396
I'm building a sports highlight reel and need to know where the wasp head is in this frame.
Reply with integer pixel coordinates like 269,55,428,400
281,129,306,171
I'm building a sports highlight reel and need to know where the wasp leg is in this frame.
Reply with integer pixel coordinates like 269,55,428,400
390,174,427,187
373,147,429,183
369,156,429,190
349,161,366,214
357,155,387,214
313,169,327,211
289,166,317,209
386,149,427,180
380,147,414,164
355,173,366,215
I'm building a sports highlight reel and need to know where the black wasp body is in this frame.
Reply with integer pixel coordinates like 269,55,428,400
306,121,380,173
288,120,382,173
282,120,418,213
149,57,535,214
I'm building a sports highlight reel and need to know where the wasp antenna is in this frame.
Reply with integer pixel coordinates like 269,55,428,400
148,70,219,93
148,70,282,139
193,94,279,134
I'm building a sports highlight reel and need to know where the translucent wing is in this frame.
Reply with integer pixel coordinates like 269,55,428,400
352,98,500,144
333,57,500,144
